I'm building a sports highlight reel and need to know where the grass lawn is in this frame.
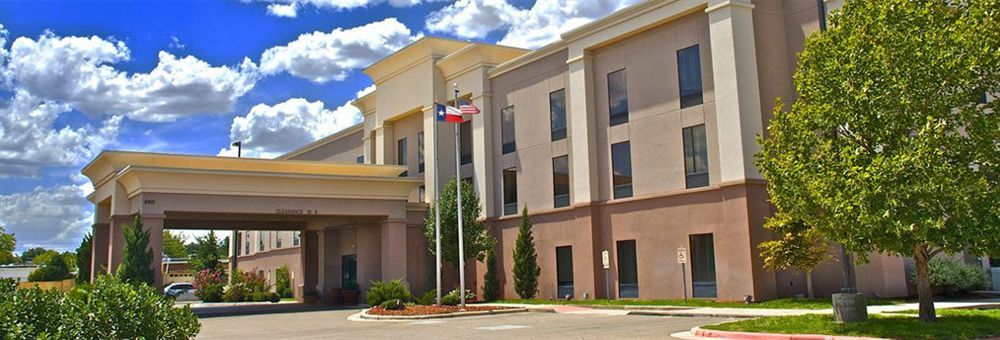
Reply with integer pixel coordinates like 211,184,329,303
702,308,1000,339
280,297,296,302
493,297,904,310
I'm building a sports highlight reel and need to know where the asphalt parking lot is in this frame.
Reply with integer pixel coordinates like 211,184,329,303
196,308,731,339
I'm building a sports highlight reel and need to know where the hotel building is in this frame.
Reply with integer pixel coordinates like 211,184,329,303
84,0,928,302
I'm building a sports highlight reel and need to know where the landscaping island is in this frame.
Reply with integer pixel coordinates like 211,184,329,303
367,305,515,317
497,298,904,310
699,308,1000,339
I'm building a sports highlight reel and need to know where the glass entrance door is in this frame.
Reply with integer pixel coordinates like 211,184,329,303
341,254,357,288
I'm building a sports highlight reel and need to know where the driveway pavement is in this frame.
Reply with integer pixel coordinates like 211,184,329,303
197,308,731,339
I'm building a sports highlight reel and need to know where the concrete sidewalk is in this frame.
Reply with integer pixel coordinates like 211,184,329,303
481,299,999,318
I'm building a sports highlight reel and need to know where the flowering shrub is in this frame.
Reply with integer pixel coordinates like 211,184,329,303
193,269,224,302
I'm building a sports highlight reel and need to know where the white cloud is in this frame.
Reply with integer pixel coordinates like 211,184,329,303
3,32,259,122
168,36,186,49
267,3,298,17
356,84,376,98
258,0,423,18
259,18,421,83
0,90,121,177
425,0,523,39
0,185,93,252
424,0,638,49
218,98,362,158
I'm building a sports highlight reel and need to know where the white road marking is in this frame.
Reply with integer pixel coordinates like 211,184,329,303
474,325,531,331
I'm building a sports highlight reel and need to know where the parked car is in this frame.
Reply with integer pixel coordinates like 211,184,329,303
163,282,197,301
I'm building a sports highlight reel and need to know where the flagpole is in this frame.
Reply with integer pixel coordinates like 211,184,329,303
454,83,466,310
434,101,442,306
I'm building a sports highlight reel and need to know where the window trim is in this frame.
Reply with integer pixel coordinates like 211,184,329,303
608,68,629,126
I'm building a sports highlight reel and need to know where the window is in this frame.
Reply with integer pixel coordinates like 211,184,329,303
682,124,709,188
356,155,364,164
236,232,242,255
293,231,300,246
244,232,250,255
617,240,638,298
503,168,518,215
552,155,570,208
501,106,516,154
690,234,717,298
258,231,264,251
611,141,633,198
418,132,425,173
341,255,357,288
677,45,703,108
397,137,407,177
276,231,282,248
460,121,472,165
418,185,426,202
550,89,567,141
608,69,629,126
556,246,574,298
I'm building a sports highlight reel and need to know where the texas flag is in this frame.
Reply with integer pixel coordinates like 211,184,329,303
436,102,464,123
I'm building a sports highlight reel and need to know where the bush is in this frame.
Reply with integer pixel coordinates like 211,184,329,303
275,265,292,298
441,288,475,306
365,279,411,306
241,270,271,296
922,257,989,296
0,276,200,339
251,292,270,302
28,254,73,282
223,283,251,303
413,289,436,305
270,292,280,303
193,269,225,302
378,299,406,310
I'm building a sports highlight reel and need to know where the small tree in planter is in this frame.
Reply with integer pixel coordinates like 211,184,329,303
512,207,540,299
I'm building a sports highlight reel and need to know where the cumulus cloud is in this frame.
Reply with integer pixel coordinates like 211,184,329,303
0,185,93,251
425,0,638,49
218,98,362,158
356,84,376,98
259,18,421,83
258,0,423,18
0,90,122,177
3,32,259,122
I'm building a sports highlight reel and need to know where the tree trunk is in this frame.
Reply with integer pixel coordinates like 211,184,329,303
806,270,815,299
913,244,937,323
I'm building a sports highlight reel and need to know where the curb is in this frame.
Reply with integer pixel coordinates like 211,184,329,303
358,307,529,320
625,310,829,318
692,326,885,340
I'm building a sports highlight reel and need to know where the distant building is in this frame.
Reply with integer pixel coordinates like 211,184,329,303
0,264,40,282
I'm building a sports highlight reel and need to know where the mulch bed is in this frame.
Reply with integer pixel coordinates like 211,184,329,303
368,305,513,316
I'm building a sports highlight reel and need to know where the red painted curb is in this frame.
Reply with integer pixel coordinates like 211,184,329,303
693,327,884,340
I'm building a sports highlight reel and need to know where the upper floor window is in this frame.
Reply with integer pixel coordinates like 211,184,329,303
611,141,633,199
683,124,709,188
460,121,472,165
275,231,282,248
550,89,567,141
503,168,518,215
418,185,426,202
397,137,408,177
244,232,250,255
677,45,703,109
552,155,570,208
501,106,516,154
258,231,264,251
417,132,425,173
293,231,300,247
356,155,364,164
608,69,629,126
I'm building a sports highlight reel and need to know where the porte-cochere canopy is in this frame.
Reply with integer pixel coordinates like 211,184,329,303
81,151,424,291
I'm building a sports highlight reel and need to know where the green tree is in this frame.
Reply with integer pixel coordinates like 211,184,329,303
512,207,540,299
76,233,92,284
481,241,501,302
28,252,73,282
275,265,292,298
20,247,49,264
29,249,62,268
116,215,155,286
0,226,16,265
755,0,1000,322
189,231,224,273
162,231,189,259
423,178,492,268
757,214,829,299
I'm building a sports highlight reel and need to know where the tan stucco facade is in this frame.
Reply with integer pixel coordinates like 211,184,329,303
83,0,913,302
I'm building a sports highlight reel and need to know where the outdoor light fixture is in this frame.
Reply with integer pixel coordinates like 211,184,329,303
231,141,242,158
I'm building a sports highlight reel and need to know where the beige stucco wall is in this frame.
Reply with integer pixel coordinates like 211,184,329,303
285,129,363,163
235,246,302,297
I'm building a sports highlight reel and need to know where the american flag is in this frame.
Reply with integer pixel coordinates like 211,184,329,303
459,101,480,114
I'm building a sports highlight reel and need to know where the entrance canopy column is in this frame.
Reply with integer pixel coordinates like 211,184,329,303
380,219,408,281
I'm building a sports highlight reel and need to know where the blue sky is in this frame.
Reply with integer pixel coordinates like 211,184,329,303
0,0,633,252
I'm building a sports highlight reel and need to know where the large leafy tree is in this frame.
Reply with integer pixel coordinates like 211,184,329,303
189,231,225,273
0,226,18,265
76,233,92,284
116,215,155,286
757,214,828,299
19,247,49,264
756,0,999,322
512,207,540,299
162,231,188,259
423,178,492,269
